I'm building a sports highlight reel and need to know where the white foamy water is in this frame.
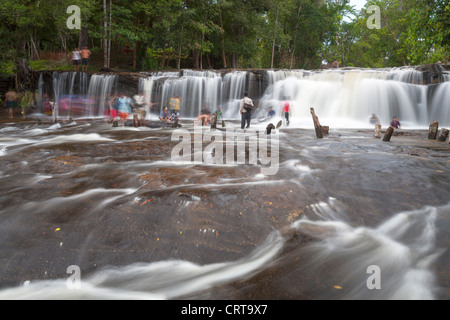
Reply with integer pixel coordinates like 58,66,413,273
293,201,445,300
0,231,284,300
0,200,445,300
0,133,114,157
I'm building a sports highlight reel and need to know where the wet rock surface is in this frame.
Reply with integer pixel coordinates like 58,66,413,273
0,118,449,299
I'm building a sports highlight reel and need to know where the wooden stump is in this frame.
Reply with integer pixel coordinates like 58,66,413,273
266,123,276,135
383,126,395,141
172,118,181,128
210,113,218,129
133,114,140,127
322,126,329,135
51,102,57,124
310,107,323,139
276,120,282,129
428,121,439,139
437,128,449,142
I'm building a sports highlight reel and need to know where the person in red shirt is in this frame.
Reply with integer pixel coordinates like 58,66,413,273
282,96,291,126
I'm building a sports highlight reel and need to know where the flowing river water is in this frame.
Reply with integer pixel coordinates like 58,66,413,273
0,117,449,300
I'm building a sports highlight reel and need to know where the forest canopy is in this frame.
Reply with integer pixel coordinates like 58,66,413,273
0,0,448,75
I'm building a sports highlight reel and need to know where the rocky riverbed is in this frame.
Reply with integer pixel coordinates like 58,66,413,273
0,117,449,299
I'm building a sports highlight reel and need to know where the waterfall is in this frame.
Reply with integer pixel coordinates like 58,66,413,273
43,72,115,119
257,68,449,128
139,70,267,119
86,74,117,118
50,72,89,118
430,82,450,125
37,73,44,114
37,66,449,127
221,71,247,118
139,72,181,119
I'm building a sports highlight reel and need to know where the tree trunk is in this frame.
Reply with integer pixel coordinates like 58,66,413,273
271,6,279,69
133,42,138,71
136,41,148,71
218,0,227,68
79,27,89,49
231,29,238,68
30,33,40,60
290,5,302,69
103,0,108,68
177,40,182,70
108,0,112,68
199,32,205,70
192,49,200,69
310,107,323,139
161,39,166,69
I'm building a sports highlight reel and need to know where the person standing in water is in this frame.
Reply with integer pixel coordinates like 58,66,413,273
169,94,181,115
282,96,291,126
370,114,380,125
240,92,254,129
4,89,18,119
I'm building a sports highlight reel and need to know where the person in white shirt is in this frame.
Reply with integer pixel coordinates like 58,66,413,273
72,48,81,71
239,92,254,129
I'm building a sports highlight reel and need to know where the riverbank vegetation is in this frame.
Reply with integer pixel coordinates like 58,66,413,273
0,0,448,79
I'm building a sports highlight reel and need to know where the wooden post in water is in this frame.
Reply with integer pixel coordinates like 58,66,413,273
428,121,439,139
383,126,395,141
210,112,218,129
276,120,282,129
310,107,323,139
266,123,275,135
133,114,140,127
437,128,449,142
51,101,57,124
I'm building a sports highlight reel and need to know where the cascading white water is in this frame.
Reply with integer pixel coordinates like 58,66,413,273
43,72,116,119
257,68,449,128
139,72,180,119
140,70,252,119
50,72,90,118
37,73,44,113
221,71,247,118
40,67,449,126
430,81,450,124
86,74,117,118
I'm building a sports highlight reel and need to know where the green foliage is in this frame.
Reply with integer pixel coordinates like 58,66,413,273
28,60,72,72
0,0,447,74
333,0,449,68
